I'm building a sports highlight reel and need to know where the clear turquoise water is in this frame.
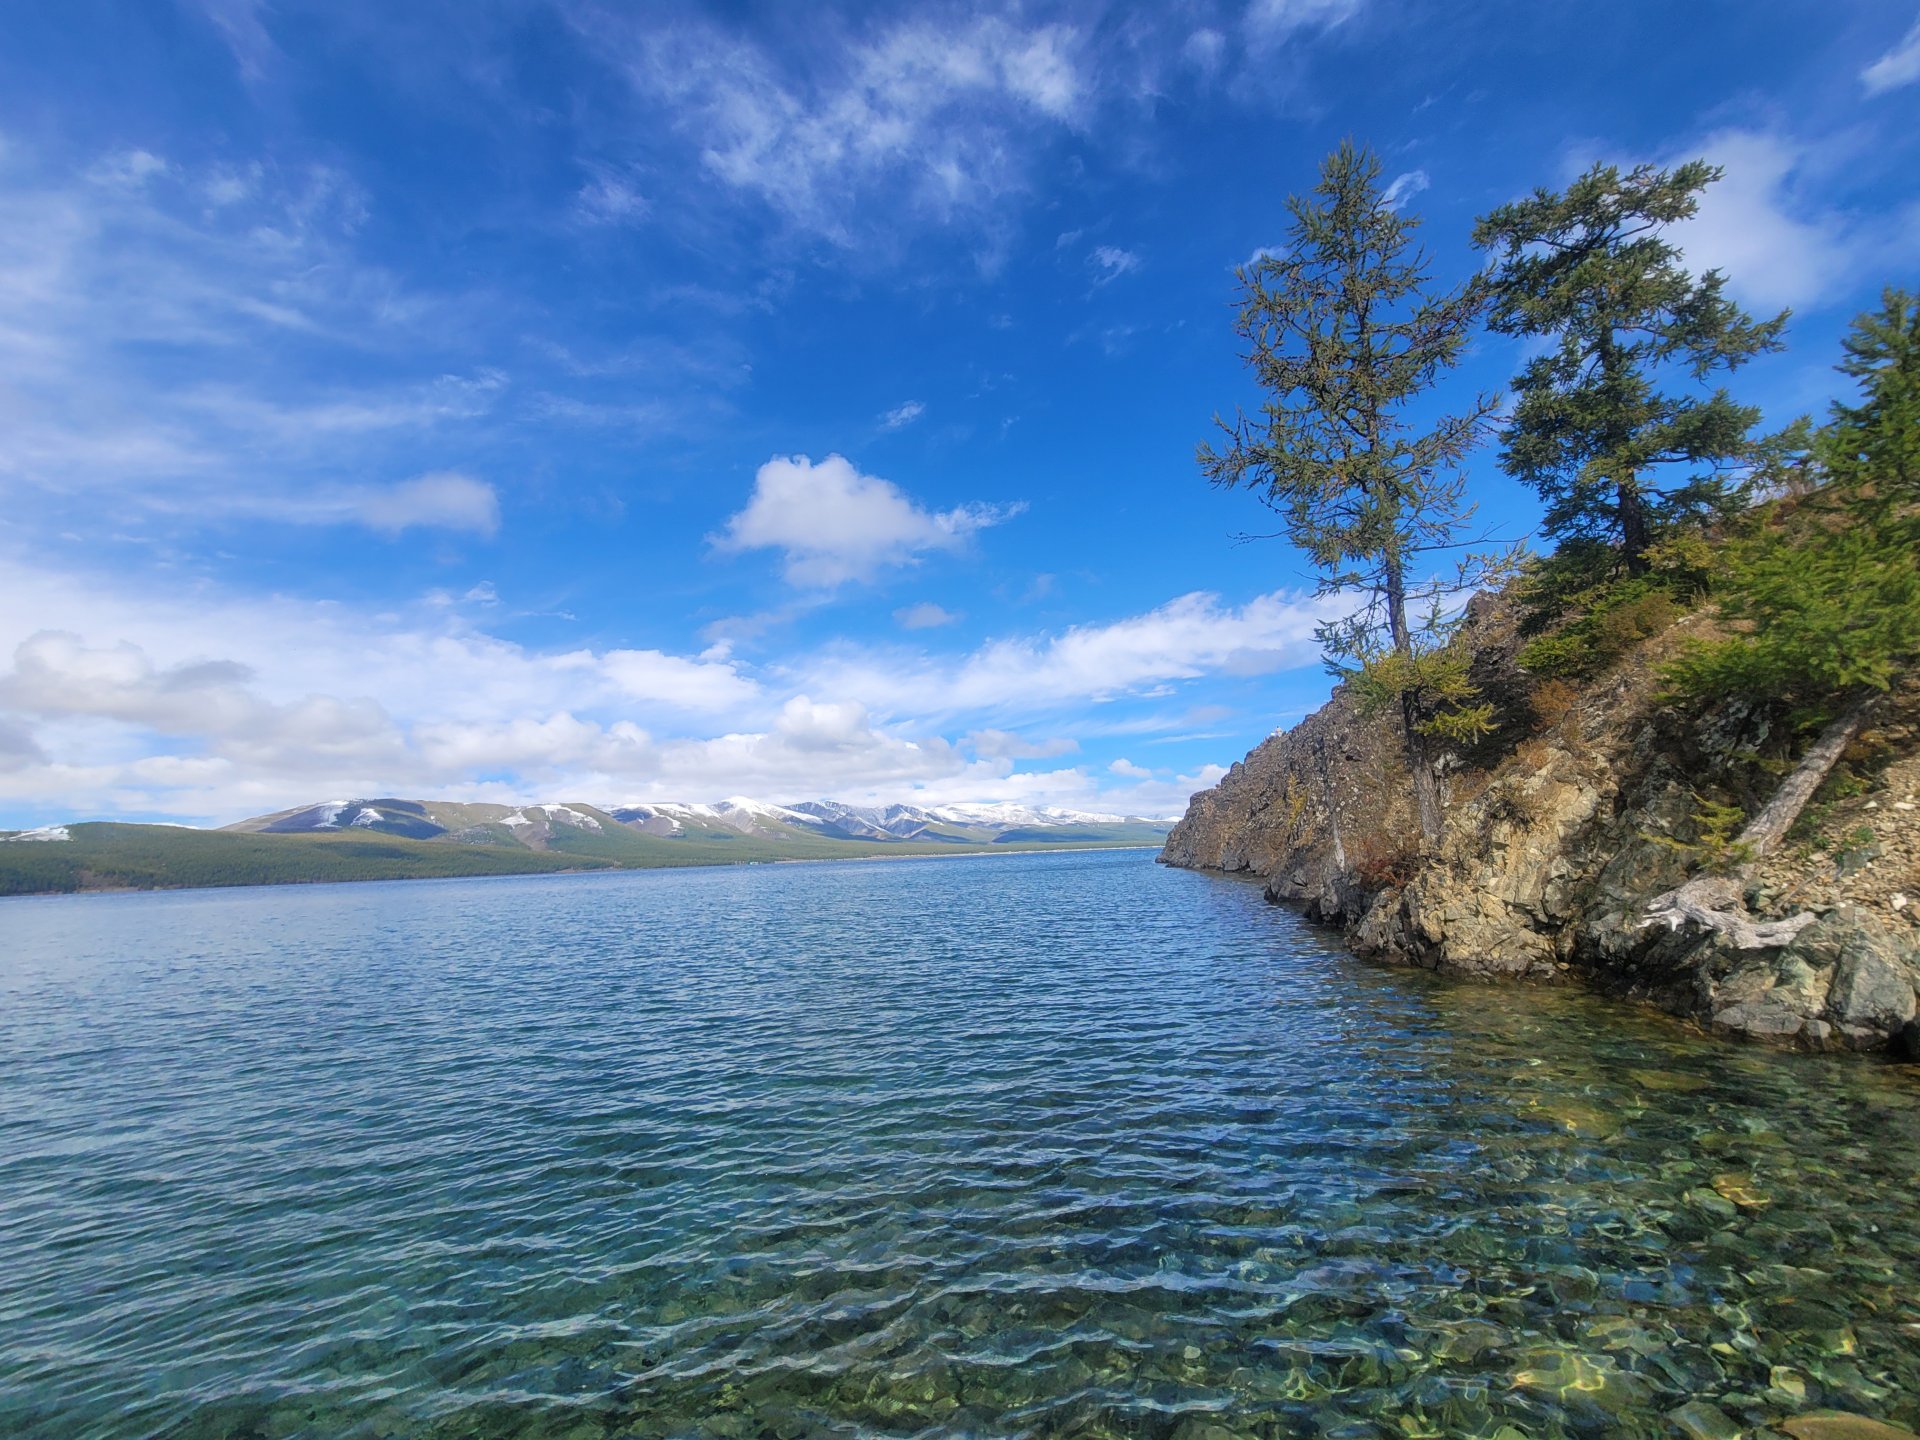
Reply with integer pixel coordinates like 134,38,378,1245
2,848,1918,1440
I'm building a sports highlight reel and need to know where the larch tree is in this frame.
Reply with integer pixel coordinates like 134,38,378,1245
1199,140,1504,845
1473,160,1787,573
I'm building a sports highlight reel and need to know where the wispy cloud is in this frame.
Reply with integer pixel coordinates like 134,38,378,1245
1381,169,1430,210
1244,0,1367,43
881,399,926,429
574,168,649,225
804,588,1342,718
590,10,1090,249
1088,244,1141,284
1862,15,1920,94
894,601,959,629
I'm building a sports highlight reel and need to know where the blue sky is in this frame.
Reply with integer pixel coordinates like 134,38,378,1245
1,1,1917,826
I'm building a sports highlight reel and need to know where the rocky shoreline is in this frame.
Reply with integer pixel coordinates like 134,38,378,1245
1161,599,1920,1059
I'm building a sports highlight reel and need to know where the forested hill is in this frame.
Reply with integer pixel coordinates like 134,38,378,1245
0,801,1175,897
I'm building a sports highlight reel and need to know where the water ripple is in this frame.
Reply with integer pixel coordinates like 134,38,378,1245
2,850,1918,1438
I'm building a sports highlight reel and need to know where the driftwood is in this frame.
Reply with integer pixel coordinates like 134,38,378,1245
1643,692,1877,949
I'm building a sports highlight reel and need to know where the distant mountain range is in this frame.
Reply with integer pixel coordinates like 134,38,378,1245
0,796,1177,895
228,795,1180,850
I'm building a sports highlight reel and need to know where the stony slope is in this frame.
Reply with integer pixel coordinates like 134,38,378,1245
1162,599,1920,1058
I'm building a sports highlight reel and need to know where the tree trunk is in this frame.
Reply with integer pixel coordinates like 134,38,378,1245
1643,690,1878,947
1382,545,1443,845
1402,693,1445,843
1619,478,1651,574
1735,691,1876,858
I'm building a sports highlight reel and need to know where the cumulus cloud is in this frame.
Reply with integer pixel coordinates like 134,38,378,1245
0,631,405,778
599,646,762,712
1862,15,1920,94
0,549,1294,825
1666,130,1856,313
714,453,1021,587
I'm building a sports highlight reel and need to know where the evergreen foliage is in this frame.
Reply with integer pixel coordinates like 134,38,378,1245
1664,292,1920,717
1474,160,1787,571
1199,140,1506,840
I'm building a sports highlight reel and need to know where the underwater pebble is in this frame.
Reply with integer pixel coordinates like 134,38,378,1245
1779,1415,1920,1440
1669,1399,1745,1440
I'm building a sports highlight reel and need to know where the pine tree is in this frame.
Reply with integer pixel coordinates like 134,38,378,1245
1826,286,1920,513
1474,160,1787,572
1650,291,1920,944
1199,141,1503,844
1668,288,1920,712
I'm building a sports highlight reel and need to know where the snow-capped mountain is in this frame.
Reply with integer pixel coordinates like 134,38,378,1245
923,801,1176,828
228,794,1179,853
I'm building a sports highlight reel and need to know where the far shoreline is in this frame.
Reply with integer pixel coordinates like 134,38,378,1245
0,840,1168,901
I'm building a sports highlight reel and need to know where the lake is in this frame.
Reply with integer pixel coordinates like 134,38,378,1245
2,848,1918,1438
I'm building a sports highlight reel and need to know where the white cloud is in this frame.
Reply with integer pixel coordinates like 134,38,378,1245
0,552,771,821
594,11,1090,246
0,144,515,539
574,170,649,225
806,588,1341,717
964,728,1077,760
1183,29,1227,78
1381,169,1430,211
195,469,503,537
1245,0,1366,41
1088,244,1141,283
1863,15,1920,94
0,551,1278,825
600,647,762,712
1109,757,1152,779
895,601,960,629
1667,130,1853,313
190,0,277,81
348,472,501,537
713,453,1021,587
881,399,926,429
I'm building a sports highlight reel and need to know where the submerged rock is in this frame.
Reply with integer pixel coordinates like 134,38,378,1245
1778,1414,1920,1440
1668,1400,1743,1440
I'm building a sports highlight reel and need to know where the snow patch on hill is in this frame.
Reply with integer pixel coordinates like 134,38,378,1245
539,805,603,831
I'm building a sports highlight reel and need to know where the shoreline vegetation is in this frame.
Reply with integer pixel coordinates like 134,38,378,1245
1168,144,1920,1062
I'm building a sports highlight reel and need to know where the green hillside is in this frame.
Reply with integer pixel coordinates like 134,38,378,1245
0,824,612,896
0,821,1162,897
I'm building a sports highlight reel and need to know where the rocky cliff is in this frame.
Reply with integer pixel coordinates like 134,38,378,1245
1162,598,1920,1058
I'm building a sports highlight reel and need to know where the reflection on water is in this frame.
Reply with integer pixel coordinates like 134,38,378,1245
1,849,1916,1439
